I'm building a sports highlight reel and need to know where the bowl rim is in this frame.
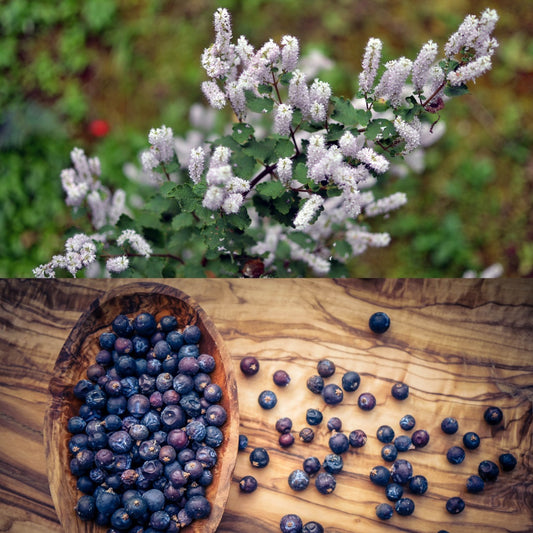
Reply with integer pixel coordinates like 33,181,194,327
43,281,239,533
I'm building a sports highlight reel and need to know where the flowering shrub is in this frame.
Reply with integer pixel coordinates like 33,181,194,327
34,7,499,278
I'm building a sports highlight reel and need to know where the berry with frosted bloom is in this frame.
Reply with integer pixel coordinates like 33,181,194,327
106,256,129,274
222,193,243,214
447,55,492,85
310,79,331,107
281,35,299,72
393,116,421,154
288,69,310,113
339,131,365,158
148,125,174,163
375,57,412,108
365,192,407,217
273,104,294,136
117,229,152,257
202,185,226,210
358,38,382,94
188,147,205,184
310,101,326,123
277,158,293,185
293,195,324,229
357,147,390,174
202,80,227,109
412,40,438,92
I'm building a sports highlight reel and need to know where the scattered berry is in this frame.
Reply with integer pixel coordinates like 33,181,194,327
258,390,277,409
276,417,293,434
306,375,325,394
446,446,466,465
341,371,360,392
408,475,428,495
317,359,336,378
299,427,315,443
466,474,485,493
499,452,517,472
288,469,310,491
381,444,398,462
303,456,321,476
349,429,367,448
238,434,248,451
390,459,413,485
303,521,324,533
478,460,499,481
369,312,390,333
463,431,480,450
280,514,303,533
395,497,415,516
250,447,270,468
411,429,430,448
357,392,376,411
323,453,343,475
385,482,404,502
484,406,503,426
377,425,395,443
279,432,295,448
239,475,258,493
394,435,413,452
327,417,342,432
375,502,394,520
440,417,459,435
273,369,291,387
322,383,344,405
370,465,390,486
240,356,260,376
306,408,323,426
446,496,465,514
399,414,416,431
329,432,349,455
391,382,409,400
315,472,336,494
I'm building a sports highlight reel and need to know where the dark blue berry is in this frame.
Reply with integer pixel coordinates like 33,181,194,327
184,495,211,519
385,482,404,502
112,315,133,337
205,426,224,448
280,514,303,533
478,460,499,481
322,383,344,405
239,475,258,493
341,371,360,392
315,472,336,494
323,453,343,474
408,474,428,495
463,431,480,450
441,417,459,434
375,502,394,520
317,359,335,377
240,356,260,376
394,435,413,452
357,392,376,411
132,312,157,336
381,444,398,462
395,497,415,516
303,456,321,476
484,406,503,425
370,465,390,486
306,375,324,394
306,408,323,426
466,474,485,493
446,446,466,465
327,417,342,432
110,508,132,529
279,432,295,448
302,521,324,533
411,429,429,448
166,330,184,351
99,331,117,350
329,432,349,454
499,452,517,471
75,494,96,521
183,325,201,344
399,414,416,431
349,429,367,448
377,425,395,443
68,416,86,434
250,447,269,468
159,315,178,332
288,469,310,491
446,496,465,514
391,382,409,400
369,312,390,333
390,459,413,485
258,390,277,409
206,404,227,426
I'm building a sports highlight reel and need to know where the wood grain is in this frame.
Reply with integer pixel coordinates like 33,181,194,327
0,279,532,533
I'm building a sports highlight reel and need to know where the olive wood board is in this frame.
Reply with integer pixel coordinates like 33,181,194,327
0,279,531,533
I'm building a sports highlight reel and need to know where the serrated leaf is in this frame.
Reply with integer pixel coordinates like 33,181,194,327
243,138,276,163
256,180,286,199
225,209,251,231
160,181,177,197
171,212,194,231
274,138,295,158
331,96,370,126
279,72,293,86
231,150,257,179
244,90,274,113
232,123,255,144
444,83,469,97
326,123,346,141
273,191,296,215
212,135,241,151
372,99,389,112
332,239,352,259
365,118,395,140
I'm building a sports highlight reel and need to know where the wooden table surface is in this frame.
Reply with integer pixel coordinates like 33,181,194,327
0,279,532,533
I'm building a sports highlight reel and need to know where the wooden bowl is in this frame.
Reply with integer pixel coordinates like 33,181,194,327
43,282,239,532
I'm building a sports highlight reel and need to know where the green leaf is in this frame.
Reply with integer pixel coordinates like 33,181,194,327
287,231,315,251
256,180,286,199
171,212,194,231
372,99,389,112
326,123,345,142
274,138,295,158
331,96,371,126
273,191,295,215
444,83,469,97
160,181,177,197
212,135,241,151
225,208,252,231
244,90,274,113
258,84,273,95
243,138,276,163
232,123,255,144
231,150,257,179
332,239,352,259
279,72,293,86
365,118,396,140
294,162,308,184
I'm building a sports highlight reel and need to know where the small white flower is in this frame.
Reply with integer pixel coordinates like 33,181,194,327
293,195,324,229
273,103,293,136
106,256,130,274
277,157,293,185
357,147,390,174
359,38,382,94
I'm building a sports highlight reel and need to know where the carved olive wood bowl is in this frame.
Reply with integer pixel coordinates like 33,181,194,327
43,282,239,532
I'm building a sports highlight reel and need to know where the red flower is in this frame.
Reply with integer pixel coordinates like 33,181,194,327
89,119,110,137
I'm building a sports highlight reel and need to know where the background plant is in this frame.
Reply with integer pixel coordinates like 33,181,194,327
2,0,532,277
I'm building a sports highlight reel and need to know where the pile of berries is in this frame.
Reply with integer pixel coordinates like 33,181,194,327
67,311,227,531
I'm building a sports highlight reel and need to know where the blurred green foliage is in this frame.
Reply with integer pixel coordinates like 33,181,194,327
0,0,531,277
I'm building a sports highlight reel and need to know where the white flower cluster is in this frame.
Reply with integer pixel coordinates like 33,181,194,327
33,233,97,278
60,148,128,230
141,125,175,180
200,146,250,214
116,229,153,257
